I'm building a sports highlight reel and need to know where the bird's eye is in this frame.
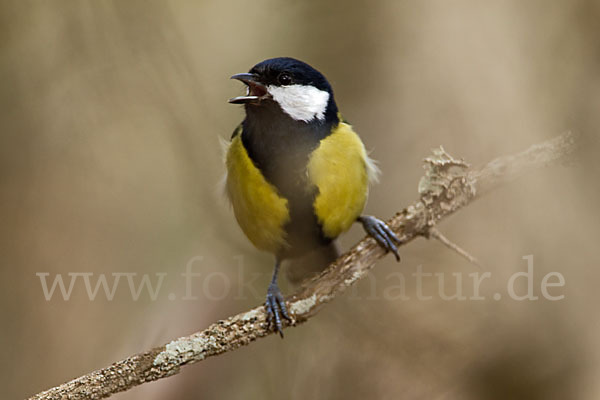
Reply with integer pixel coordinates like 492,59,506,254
278,73,292,85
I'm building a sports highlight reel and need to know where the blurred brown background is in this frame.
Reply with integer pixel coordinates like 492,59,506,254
2,1,600,399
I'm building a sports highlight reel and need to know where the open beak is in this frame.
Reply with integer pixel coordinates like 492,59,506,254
228,73,270,104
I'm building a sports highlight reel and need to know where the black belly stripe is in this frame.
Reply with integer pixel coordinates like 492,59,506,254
239,101,339,257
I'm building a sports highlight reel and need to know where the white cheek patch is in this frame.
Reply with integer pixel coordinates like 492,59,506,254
267,84,330,122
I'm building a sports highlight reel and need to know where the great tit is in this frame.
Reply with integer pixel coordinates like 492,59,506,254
226,57,399,336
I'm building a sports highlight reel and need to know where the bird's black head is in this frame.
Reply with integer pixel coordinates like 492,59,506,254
248,57,333,93
229,57,338,124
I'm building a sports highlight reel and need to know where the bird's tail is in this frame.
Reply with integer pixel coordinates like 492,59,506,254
285,241,340,285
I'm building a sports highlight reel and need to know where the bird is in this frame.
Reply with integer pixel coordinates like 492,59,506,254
225,57,400,336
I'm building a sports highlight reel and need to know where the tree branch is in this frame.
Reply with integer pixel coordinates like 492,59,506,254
428,228,482,268
28,132,577,400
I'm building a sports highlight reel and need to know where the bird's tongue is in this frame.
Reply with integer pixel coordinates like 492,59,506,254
248,82,267,97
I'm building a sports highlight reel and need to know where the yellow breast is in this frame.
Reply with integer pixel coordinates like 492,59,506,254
225,134,290,254
225,121,374,254
307,122,373,239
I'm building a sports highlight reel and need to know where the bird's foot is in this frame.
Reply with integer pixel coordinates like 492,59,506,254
359,215,401,261
265,282,291,338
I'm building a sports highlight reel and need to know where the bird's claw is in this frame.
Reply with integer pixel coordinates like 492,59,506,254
359,215,401,261
265,282,291,338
